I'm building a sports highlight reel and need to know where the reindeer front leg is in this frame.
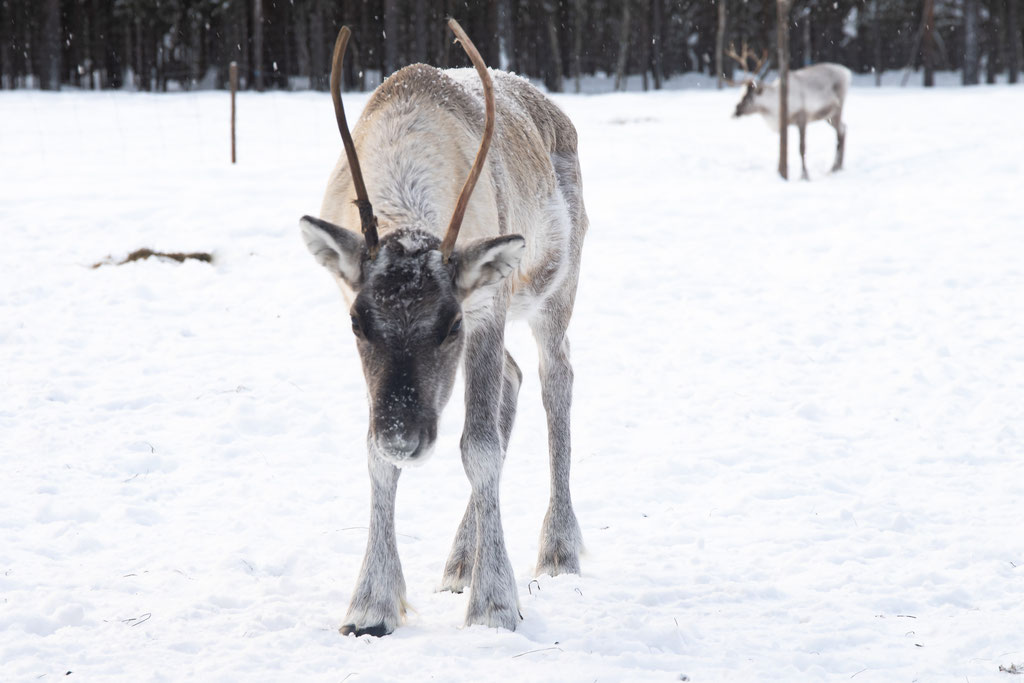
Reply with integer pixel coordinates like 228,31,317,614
458,320,520,630
441,350,521,593
340,448,407,637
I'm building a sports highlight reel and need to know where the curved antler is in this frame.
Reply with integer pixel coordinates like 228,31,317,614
440,18,496,263
725,41,769,80
330,26,379,258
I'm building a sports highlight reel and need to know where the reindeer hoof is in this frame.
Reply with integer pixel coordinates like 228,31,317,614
535,548,581,577
439,558,473,594
438,583,466,594
536,509,583,576
340,595,404,637
465,600,521,631
464,562,521,631
340,622,392,637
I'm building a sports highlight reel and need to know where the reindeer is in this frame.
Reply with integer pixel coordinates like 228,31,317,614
298,19,587,637
728,43,851,180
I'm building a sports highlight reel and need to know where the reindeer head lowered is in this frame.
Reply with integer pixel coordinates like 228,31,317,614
726,42,771,118
300,21,523,465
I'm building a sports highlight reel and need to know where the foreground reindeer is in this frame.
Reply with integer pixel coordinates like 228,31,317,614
728,43,851,179
299,19,587,636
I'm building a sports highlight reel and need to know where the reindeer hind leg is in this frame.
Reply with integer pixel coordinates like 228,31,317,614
531,301,583,577
831,111,846,172
531,151,587,578
498,350,523,452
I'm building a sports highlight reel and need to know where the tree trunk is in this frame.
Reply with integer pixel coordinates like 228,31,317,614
545,2,563,92
638,0,650,91
145,19,155,91
381,0,396,76
651,0,663,89
68,0,82,87
360,0,372,90
238,0,250,89
923,0,935,87
987,0,1004,84
963,0,979,84
342,1,358,90
91,0,104,88
295,4,311,87
280,3,295,90
310,0,326,90
873,0,882,86
573,0,583,92
802,12,811,66
146,19,156,90
118,16,131,89
715,0,726,89
189,9,203,88
777,0,791,180
614,0,631,91
414,0,427,63
0,0,10,89
384,0,399,77
41,0,61,90
1010,0,1021,83
134,17,144,90
21,2,32,88
253,0,264,91
496,0,514,72
156,28,166,91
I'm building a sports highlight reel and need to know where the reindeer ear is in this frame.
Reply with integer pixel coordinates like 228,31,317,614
300,215,364,289
455,235,526,297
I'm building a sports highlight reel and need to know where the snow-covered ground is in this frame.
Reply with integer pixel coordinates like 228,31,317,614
2,77,1023,681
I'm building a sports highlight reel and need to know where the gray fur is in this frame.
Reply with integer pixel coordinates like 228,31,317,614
301,63,588,636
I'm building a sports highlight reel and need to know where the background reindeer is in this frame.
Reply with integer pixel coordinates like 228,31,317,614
729,43,851,180
299,19,587,636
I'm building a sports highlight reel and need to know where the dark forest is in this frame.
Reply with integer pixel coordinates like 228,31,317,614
1,0,1021,91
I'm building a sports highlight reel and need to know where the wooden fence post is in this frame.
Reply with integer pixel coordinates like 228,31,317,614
230,61,238,164
777,0,791,180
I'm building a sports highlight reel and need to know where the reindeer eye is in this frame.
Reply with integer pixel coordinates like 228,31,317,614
445,316,462,341
351,315,363,337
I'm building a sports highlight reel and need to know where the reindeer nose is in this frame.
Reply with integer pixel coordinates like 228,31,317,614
377,431,421,459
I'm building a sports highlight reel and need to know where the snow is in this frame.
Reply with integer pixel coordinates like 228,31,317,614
3,78,1024,681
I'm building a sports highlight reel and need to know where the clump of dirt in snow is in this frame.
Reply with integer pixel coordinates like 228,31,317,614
92,249,213,268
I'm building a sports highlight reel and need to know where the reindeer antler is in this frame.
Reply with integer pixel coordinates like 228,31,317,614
330,26,379,258
440,18,495,263
725,41,769,79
